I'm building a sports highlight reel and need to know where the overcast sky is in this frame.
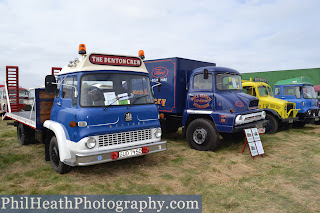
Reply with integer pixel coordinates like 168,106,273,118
0,0,319,89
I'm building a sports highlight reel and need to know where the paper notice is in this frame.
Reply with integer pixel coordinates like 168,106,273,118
255,140,264,155
118,93,130,105
245,129,254,142
248,142,259,156
104,92,118,106
252,128,260,141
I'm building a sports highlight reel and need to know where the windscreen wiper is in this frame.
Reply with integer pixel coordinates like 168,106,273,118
127,95,149,109
103,96,121,110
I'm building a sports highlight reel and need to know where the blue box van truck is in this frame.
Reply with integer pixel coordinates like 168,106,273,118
145,57,267,151
3,46,167,173
274,77,320,127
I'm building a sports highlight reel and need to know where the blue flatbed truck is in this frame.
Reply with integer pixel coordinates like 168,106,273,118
3,45,167,173
274,77,320,127
145,58,267,150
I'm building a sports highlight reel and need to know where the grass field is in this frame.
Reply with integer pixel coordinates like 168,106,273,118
0,120,319,212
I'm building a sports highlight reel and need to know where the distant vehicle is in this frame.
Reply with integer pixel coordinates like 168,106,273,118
274,76,320,127
242,80,299,133
145,58,267,151
0,86,30,114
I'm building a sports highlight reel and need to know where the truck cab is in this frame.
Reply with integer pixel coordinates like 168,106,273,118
274,77,320,127
183,67,267,150
4,46,167,174
242,81,299,133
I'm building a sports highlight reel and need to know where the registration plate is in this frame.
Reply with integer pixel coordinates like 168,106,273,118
118,148,143,158
288,119,294,123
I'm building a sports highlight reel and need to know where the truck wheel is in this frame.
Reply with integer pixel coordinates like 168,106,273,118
49,136,71,174
186,118,220,151
17,123,31,145
221,132,246,142
265,114,278,134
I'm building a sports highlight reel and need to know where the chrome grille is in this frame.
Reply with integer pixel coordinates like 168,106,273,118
98,129,152,147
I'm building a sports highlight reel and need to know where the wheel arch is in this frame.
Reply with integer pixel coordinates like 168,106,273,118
43,120,71,162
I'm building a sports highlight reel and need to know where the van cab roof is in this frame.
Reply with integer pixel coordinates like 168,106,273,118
58,53,148,75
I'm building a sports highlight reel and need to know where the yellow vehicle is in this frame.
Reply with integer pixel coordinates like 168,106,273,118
242,80,299,134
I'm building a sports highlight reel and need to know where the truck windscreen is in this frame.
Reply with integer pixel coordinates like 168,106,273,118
80,73,153,107
216,74,242,90
302,86,316,99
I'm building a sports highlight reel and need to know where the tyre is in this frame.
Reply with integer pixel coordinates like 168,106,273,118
265,114,278,134
186,118,220,151
49,136,71,174
17,123,31,145
221,132,246,142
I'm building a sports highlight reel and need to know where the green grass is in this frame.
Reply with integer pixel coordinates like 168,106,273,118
0,120,319,212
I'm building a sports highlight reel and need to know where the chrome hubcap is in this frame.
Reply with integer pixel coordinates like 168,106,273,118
193,128,207,144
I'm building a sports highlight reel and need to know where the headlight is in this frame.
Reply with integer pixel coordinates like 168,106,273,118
85,137,96,149
235,115,243,125
154,128,162,138
307,110,312,116
262,111,266,119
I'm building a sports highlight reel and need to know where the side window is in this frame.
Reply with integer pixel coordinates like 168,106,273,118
193,74,212,90
274,87,281,96
243,86,256,96
72,76,78,106
62,77,73,99
56,79,61,98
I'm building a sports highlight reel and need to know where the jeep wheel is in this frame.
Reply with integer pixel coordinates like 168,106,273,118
49,136,71,174
265,114,278,134
186,118,220,151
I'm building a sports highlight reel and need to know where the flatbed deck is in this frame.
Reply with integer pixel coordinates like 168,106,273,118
3,111,36,129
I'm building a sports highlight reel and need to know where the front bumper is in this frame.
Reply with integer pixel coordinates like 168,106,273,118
300,115,320,124
281,117,299,123
65,140,167,166
234,119,268,132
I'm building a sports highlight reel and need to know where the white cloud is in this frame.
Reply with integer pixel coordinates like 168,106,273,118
0,0,319,88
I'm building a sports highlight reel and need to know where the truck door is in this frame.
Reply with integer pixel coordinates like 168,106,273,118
187,73,214,110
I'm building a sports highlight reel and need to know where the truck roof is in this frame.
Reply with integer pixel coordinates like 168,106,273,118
193,66,240,74
242,81,270,88
275,76,313,86
58,52,148,75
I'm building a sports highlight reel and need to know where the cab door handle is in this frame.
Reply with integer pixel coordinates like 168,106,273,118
57,101,61,106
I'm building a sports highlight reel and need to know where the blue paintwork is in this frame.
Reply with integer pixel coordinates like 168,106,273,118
50,70,160,142
145,58,262,134
274,84,319,117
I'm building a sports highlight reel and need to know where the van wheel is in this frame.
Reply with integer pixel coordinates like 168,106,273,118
186,118,220,151
17,123,30,145
265,114,278,134
49,136,71,174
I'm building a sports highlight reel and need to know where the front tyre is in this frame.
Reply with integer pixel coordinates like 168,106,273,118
265,114,278,134
186,118,220,151
49,136,70,174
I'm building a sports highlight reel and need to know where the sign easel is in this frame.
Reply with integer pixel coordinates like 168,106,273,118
241,128,264,159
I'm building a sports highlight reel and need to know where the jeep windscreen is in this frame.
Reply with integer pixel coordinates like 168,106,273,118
302,86,316,99
258,86,273,97
80,73,153,107
216,73,242,90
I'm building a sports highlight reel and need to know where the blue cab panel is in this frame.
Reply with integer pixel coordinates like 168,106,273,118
145,57,216,114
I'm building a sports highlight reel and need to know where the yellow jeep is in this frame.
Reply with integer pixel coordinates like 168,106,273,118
242,80,299,134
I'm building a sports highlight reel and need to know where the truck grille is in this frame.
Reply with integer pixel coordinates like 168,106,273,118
98,129,152,147
287,103,294,117
248,100,259,109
